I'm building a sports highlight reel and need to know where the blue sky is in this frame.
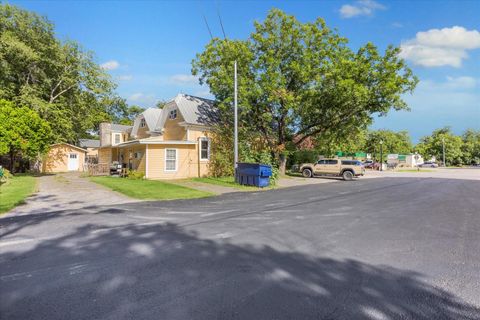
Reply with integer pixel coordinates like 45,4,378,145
9,0,480,142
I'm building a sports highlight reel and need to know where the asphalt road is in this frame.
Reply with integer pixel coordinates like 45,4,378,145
1,175,480,319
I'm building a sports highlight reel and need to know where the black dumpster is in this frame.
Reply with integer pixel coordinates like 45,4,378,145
235,163,272,187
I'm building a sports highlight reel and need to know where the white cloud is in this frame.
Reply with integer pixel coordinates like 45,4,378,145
399,26,480,67
169,74,198,85
421,76,478,90
117,75,133,81
340,0,385,18
100,60,120,70
445,76,477,89
128,93,156,107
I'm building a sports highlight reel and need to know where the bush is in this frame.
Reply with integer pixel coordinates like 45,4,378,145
0,167,12,185
287,150,319,169
242,150,279,185
126,170,144,180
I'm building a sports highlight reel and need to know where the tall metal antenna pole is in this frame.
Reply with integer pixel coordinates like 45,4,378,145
234,60,238,172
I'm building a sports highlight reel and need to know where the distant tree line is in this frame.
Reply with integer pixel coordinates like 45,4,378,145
288,127,480,167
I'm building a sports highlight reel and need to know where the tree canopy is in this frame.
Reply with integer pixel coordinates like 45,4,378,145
0,99,53,171
0,4,127,144
415,127,470,166
192,9,418,173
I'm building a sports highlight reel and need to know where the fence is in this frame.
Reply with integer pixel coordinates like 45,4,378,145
84,163,110,176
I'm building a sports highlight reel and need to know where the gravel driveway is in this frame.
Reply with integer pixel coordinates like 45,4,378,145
6,173,135,216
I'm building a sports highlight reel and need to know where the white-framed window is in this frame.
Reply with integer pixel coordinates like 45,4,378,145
134,152,142,159
140,118,146,128
200,137,210,160
113,133,121,145
169,109,177,120
69,153,78,159
165,149,177,172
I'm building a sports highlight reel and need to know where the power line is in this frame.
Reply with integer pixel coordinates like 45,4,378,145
203,14,213,40
217,9,227,39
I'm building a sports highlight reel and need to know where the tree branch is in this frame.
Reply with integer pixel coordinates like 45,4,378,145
49,83,76,103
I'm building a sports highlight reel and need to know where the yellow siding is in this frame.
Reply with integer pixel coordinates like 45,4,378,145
86,148,98,157
188,129,211,177
136,126,150,139
163,113,186,140
43,144,86,173
98,148,112,164
147,144,197,179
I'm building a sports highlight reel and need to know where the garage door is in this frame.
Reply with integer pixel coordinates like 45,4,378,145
68,153,79,171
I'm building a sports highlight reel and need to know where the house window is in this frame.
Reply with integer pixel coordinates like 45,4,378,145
165,149,177,171
69,153,77,159
169,109,177,120
200,138,210,160
134,152,142,159
140,118,146,128
114,133,121,145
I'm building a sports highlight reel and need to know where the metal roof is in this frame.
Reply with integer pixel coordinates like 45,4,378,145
155,94,218,130
78,139,100,148
111,124,133,132
131,108,163,138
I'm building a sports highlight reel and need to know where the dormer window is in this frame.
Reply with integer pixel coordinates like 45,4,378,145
169,109,177,120
113,133,121,145
140,118,146,128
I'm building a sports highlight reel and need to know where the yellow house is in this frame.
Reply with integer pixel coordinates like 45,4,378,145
79,139,100,163
43,143,87,173
96,94,215,179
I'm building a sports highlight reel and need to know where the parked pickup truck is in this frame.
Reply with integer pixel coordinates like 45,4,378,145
299,159,365,181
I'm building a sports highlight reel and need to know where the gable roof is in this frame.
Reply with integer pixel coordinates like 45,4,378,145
78,139,100,148
131,108,163,138
111,124,132,132
155,94,217,130
51,143,87,153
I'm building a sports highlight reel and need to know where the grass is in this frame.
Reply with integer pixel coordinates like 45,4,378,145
192,176,275,190
90,176,213,200
0,175,37,214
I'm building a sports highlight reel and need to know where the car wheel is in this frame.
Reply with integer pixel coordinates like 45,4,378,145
302,168,313,178
342,170,354,181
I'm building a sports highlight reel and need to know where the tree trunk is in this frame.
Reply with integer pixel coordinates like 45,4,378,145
278,153,287,175
9,150,15,173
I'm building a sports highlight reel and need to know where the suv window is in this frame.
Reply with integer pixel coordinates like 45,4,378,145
317,160,326,165
326,160,338,165
342,160,362,165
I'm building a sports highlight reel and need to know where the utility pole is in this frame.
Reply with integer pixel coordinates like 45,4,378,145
234,60,238,173
442,137,446,167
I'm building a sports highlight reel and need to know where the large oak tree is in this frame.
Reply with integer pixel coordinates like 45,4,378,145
192,9,418,173
0,4,128,144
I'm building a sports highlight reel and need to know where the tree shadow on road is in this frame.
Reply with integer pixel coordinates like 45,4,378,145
1,222,478,320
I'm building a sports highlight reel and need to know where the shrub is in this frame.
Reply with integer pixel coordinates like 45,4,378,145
126,170,144,180
242,150,279,186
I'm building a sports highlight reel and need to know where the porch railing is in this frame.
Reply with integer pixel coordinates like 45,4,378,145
85,163,110,176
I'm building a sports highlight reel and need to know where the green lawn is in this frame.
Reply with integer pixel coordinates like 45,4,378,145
192,176,274,190
90,177,213,200
0,175,37,214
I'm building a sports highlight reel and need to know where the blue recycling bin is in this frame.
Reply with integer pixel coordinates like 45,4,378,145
235,163,272,187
